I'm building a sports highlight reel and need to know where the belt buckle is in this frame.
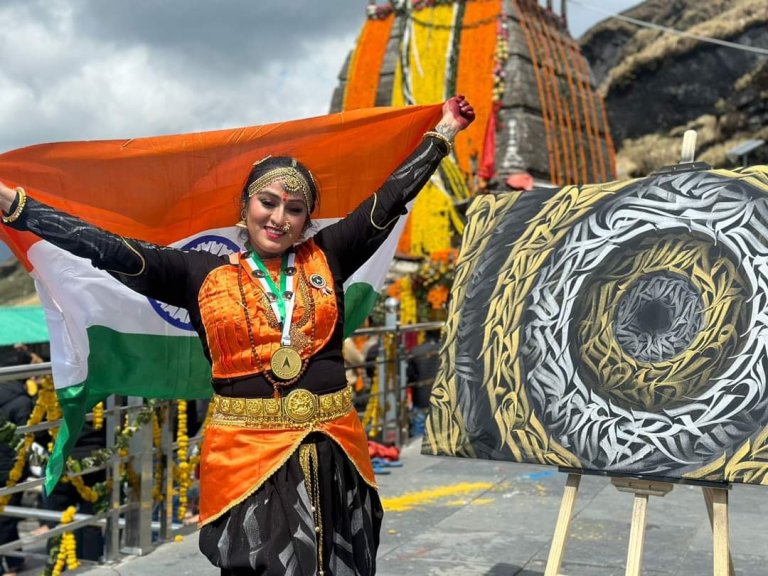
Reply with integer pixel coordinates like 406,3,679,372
284,389,318,424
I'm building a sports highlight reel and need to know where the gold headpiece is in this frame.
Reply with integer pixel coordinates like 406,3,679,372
247,166,313,212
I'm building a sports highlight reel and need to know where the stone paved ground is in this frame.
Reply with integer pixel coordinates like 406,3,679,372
14,438,768,575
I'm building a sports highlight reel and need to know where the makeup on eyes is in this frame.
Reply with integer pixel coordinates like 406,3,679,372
255,191,307,214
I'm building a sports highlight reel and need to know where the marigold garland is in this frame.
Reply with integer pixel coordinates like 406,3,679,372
61,472,99,503
391,3,470,256
362,366,381,436
409,181,460,256
427,284,450,310
92,402,104,430
175,400,190,521
51,506,79,576
397,276,418,325
386,249,457,324
343,14,395,110
152,409,164,504
453,0,502,176
0,375,58,512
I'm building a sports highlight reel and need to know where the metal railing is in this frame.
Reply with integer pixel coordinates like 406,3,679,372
0,301,443,567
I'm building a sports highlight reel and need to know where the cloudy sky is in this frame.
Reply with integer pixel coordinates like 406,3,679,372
0,0,638,260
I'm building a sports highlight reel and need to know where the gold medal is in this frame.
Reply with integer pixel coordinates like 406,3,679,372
271,346,303,380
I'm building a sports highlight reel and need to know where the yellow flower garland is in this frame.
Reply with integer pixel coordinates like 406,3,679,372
409,182,456,256
390,3,469,257
175,400,190,521
362,351,382,437
52,506,79,576
397,276,418,325
92,402,104,430
0,376,58,512
60,472,99,504
152,409,164,504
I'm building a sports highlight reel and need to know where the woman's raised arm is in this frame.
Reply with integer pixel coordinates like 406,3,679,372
0,181,198,307
314,95,475,279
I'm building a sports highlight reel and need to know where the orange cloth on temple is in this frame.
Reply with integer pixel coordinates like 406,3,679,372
199,240,338,379
198,409,376,526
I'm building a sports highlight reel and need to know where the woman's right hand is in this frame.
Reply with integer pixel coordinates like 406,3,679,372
0,181,19,213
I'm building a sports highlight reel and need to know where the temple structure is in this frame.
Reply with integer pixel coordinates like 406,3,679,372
332,0,616,255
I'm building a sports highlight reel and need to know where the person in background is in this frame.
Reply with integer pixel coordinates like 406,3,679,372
406,329,442,436
342,338,366,404
0,347,34,576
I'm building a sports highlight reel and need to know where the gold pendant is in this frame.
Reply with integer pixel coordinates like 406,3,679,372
271,346,303,380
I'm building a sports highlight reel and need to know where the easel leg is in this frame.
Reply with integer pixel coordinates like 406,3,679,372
611,478,673,576
703,487,733,576
545,473,581,576
625,493,649,576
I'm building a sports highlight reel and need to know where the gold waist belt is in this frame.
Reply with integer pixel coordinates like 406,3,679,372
210,387,353,428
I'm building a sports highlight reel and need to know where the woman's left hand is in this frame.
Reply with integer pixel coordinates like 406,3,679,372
441,95,475,132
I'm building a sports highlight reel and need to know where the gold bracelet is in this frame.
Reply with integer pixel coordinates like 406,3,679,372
423,131,453,155
1,187,27,224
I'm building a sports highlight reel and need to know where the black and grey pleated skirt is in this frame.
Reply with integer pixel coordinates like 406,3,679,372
199,433,383,575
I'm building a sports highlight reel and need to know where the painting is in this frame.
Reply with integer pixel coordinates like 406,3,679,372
423,164,768,484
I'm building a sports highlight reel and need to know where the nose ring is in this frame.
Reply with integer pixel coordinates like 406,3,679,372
281,222,292,233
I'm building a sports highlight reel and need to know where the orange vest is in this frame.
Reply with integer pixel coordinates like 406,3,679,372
198,239,338,379
195,240,376,526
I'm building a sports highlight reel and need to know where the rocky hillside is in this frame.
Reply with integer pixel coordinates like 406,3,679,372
0,257,38,306
580,0,768,177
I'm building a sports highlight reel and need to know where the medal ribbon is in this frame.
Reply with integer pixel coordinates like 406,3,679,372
244,250,297,347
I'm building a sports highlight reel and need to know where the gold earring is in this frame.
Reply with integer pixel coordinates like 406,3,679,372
236,210,247,228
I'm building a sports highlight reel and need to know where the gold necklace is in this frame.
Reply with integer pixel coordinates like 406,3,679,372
236,254,317,397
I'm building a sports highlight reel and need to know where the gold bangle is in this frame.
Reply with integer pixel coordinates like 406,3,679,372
1,187,27,224
423,131,453,155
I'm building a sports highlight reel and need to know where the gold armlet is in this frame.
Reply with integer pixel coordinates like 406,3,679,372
423,131,453,155
369,193,401,231
2,187,27,224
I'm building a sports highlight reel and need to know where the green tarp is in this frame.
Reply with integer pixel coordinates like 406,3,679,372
0,306,49,346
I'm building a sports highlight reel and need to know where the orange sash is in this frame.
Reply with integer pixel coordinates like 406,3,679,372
198,409,376,526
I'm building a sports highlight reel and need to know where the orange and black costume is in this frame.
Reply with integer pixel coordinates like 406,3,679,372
4,136,450,575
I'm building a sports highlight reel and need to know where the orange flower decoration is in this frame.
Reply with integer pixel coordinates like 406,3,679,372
427,285,450,310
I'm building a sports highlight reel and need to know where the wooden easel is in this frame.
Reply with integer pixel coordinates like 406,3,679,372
544,472,734,576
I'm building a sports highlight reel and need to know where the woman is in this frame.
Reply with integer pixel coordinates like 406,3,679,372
0,95,474,575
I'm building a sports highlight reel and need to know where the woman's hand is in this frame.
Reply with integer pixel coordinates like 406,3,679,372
0,181,18,214
443,95,475,131
434,95,476,143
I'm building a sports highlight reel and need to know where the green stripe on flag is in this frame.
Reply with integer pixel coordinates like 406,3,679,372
343,282,379,338
45,383,86,495
45,326,213,493
85,326,213,400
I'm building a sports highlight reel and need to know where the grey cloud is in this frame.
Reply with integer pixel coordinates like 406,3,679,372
68,0,365,75
0,0,368,152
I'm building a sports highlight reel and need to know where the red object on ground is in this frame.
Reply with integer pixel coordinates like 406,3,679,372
368,440,400,461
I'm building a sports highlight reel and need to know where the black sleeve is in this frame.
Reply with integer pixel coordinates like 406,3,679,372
314,136,449,281
3,194,196,308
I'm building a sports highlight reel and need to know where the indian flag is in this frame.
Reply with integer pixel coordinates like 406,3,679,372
0,104,442,492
